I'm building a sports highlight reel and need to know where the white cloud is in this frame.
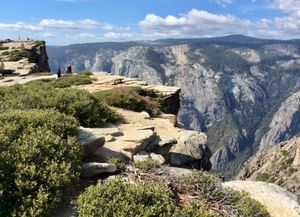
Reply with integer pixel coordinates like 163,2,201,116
273,0,300,16
214,0,233,7
139,9,270,38
103,32,140,40
39,19,99,29
0,22,41,31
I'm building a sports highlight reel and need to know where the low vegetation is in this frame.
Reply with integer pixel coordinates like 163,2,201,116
74,171,270,217
74,177,214,217
0,83,121,127
107,157,127,171
132,158,160,172
95,87,160,116
0,110,82,216
8,49,31,61
27,73,95,88
178,171,270,217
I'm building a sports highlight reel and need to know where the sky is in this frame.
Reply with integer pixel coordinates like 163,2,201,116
0,0,300,45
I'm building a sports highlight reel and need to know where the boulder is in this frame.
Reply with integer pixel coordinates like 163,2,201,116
133,152,150,162
147,135,177,151
93,143,133,162
99,123,123,137
160,114,177,126
77,127,105,156
141,111,151,119
150,153,165,165
122,128,156,152
170,130,212,170
81,162,117,178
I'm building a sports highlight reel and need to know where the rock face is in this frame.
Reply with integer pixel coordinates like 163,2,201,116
81,162,117,178
48,35,300,176
170,130,212,170
77,127,105,156
259,91,300,150
238,135,300,200
0,40,50,76
222,181,300,217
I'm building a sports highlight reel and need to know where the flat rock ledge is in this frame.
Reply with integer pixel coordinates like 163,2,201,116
222,181,300,217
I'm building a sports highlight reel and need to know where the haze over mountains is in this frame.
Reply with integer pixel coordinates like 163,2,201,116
47,35,300,177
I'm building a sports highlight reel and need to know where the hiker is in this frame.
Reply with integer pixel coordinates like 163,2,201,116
57,68,62,78
65,65,73,74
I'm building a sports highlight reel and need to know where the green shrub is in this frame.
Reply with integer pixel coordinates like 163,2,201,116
52,74,94,88
77,70,93,76
230,192,270,217
107,157,126,171
27,73,94,88
74,178,176,217
8,49,30,61
255,172,270,182
0,84,122,127
0,46,9,51
179,171,270,217
174,200,215,217
132,158,160,172
179,170,224,199
95,87,159,116
1,51,9,55
0,109,82,216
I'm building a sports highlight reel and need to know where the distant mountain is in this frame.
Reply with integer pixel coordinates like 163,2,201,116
47,35,300,178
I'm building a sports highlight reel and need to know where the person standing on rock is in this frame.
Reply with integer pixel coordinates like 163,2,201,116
65,65,73,74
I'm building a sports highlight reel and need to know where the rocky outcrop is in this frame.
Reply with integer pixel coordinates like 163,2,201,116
77,127,105,156
259,91,300,150
170,130,212,170
47,36,300,176
238,135,300,200
223,181,300,217
0,40,50,76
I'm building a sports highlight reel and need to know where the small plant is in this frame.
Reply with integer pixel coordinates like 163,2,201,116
255,172,270,182
95,87,160,116
132,158,160,172
8,49,30,61
234,192,270,217
174,200,215,217
74,178,176,217
1,51,9,55
77,70,93,76
107,157,127,171
0,45,9,51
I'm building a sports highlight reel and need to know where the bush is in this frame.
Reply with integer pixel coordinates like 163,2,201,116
179,170,223,199
8,49,30,61
132,158,160,172
77,70,93,76
0,109,82,216
179,171,270,217
175,200,215,217
235,192,270,217
0,46,9,51
75,178,176,217
107,157,126,171
51,74,94,88
0,84,122,127
28,73,94,88
95,87,159,116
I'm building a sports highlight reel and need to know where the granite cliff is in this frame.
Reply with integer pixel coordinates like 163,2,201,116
48,35,300,177
0,39,50,77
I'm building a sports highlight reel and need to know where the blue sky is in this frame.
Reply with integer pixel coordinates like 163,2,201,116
0,0,299,45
